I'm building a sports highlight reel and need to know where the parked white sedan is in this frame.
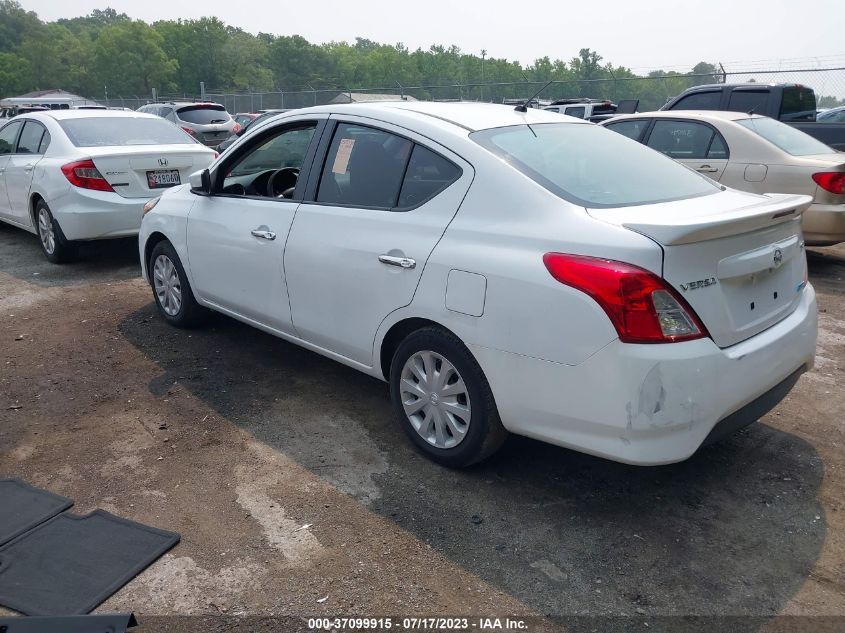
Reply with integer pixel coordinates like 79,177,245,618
602,111,845,245
0,110,216,262
140,102,817,467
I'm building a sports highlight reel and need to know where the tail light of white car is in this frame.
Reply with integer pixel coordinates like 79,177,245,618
181,126,196,138
60,159,114,192
543,253,708,344
812,172,845,194
142,197,161,215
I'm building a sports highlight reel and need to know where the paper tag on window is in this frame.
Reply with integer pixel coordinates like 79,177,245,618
332,138,355,174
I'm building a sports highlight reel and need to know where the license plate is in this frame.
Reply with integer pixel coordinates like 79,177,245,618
146,169,181,189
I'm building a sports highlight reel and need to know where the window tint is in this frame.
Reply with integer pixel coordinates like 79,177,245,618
647,120,715,159
317,123,413,208
707,133,728,159
0,120,23,154
727,90,769,114
737,117,832,156
672,91,721,110
222,123,316,197
17,121,45,154
605,119,650,141
59,117,196,146
397,145,461,208
176,106,230,124
471,123,718,208
564,106,586,119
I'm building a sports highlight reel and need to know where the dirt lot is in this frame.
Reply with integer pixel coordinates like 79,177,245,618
0,223,843,631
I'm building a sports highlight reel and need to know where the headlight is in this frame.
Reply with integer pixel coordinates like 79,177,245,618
143,196,161,215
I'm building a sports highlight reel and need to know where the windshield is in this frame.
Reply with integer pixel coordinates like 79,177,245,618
59,117,196,147
177,105,230,125
471,123,719,208
737,117,832,156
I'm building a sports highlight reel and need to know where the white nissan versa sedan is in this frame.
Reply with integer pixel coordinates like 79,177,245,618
0,110,216,262
139,102,818,468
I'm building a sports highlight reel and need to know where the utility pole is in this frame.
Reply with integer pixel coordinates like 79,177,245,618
481,49,487,101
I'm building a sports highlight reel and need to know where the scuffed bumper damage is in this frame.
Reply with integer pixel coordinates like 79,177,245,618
471,284,818,465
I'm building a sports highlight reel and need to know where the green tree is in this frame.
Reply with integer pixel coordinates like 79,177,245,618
94,20,176,96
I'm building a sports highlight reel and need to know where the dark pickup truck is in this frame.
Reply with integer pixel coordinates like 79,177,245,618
661,83,845,151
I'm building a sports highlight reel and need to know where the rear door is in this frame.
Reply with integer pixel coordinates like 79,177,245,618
4,120,49,225
283,117,471,366
0,120,23,221
645,119,729,180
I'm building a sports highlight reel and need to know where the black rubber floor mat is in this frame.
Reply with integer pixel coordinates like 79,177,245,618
0,510,179,615
0,478,73,547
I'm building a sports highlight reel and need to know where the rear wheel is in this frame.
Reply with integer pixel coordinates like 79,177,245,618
149,240,207,328
389,327,508,467
35,201,75,264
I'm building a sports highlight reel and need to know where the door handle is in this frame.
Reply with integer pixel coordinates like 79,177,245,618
250,229,276,240
24,164,34,172
378,254,416,269
696,165,718,173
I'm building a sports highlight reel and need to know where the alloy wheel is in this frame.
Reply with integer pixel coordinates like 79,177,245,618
153,254,183,316
400,350,472,449
38,208,55,255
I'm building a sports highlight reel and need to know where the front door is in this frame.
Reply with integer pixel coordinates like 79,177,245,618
284,118,471,366
4,120,49,226
645,119,729,181
186,119,322,334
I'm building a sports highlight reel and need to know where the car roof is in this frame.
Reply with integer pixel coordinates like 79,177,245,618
295,101,588,133
605,110,768,124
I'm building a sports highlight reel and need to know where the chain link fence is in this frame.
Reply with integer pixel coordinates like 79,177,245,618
100,67,845,113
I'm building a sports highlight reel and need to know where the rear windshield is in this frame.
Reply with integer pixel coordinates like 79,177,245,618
737,117,832,156
779,87,817,122
471,123,719,208
176,105,230,124
59,117,196,147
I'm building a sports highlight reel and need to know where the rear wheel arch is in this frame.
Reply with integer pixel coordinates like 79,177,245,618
379,317,464,381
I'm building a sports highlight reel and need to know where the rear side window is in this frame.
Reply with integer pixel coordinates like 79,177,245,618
177,106,230,124
0,120,22,154
779,87,817,121
59,117,196,146
317,123,413,208
671,91,721,110
727,90,770,115
605,119,650,141
646,120,717,160
17,121,46,154
397,145,461,207
471,123,718,208
564,106,586,119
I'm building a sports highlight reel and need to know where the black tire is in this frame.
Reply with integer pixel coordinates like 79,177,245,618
34,200,75,264
148,240,208,328
389,326,508,467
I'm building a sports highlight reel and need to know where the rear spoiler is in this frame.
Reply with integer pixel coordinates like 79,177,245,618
590,193,812,245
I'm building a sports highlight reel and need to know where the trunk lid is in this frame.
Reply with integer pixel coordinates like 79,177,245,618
88,146,215,198
588,190,812,348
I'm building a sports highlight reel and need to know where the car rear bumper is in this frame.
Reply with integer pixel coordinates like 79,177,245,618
470,284,817,465
51,188,146,240
803,202,845,245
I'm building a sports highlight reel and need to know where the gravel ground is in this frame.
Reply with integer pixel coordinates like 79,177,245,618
0,223,843,631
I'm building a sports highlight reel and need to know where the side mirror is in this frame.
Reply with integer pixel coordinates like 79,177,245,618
189,168,211,194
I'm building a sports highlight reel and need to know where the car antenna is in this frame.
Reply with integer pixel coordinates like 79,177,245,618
515,80,554,112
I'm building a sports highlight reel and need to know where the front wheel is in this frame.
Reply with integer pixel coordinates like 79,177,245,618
149,240,208,328
389,327,508,467
35,201,75,263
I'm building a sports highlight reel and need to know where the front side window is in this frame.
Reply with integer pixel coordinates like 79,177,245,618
17,121,46,154
605,119,650,141
317,123,413,208
646,120,716,159
672,91,721,110
737,116,832,156
221,123,317,197
471,123,719,208
0,121,23,154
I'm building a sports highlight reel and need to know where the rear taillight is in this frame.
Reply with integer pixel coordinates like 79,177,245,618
181,126,196,137
232,123,241,134
543,253,708,344
60,159,114,192
812,172,845,194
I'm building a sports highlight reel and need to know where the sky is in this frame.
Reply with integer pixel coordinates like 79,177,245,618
18,0,845,73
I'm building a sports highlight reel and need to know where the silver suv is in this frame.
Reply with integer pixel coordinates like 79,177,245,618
137,102,237,148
